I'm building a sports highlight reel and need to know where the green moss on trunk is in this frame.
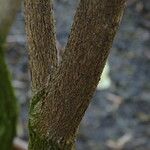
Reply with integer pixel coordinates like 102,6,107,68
28,131,76,150
28,91,75,150
29,132,74,150
0,37,18,150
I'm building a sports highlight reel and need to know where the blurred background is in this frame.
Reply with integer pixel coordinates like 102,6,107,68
3,0,150,149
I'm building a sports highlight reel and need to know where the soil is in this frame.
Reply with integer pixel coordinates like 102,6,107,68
5,0,150,149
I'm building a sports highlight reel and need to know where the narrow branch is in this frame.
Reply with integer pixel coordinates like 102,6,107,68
45,0,126,138
24,0,57,92
29,0,126,148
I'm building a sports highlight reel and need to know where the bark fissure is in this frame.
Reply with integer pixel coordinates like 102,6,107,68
24,0,126,149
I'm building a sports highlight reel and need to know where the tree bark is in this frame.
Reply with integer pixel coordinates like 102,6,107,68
0,0,20,149
24,0,126,149
24,0,57,92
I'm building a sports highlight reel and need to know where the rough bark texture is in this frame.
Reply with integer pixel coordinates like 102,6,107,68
24,0,57,92
24,0,126,149
0,0,20,149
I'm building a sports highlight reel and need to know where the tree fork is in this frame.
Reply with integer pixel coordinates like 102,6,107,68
24,0,126,149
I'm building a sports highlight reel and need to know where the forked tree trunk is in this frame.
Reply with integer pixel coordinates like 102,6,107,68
0,0,20,149
24,0,126,149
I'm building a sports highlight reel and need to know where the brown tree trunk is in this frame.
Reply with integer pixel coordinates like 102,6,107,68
24,0,126,149
0,0,20,149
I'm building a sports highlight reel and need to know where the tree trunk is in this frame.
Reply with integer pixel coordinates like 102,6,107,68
24,0,126,149
0,0,20,149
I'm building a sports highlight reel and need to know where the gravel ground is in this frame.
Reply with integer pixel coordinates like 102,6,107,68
5,0,150,149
